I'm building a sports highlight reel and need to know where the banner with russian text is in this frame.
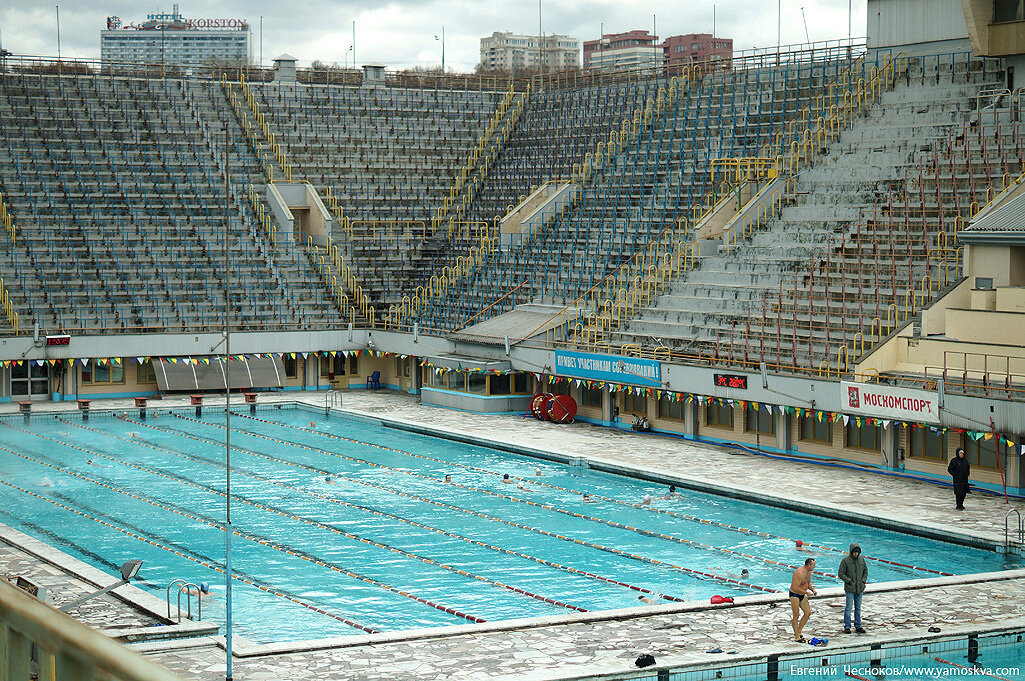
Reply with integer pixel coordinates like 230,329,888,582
554,350,661,387
840,381,939,425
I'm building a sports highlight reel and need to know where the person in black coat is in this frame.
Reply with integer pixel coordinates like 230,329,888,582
948,447,971,510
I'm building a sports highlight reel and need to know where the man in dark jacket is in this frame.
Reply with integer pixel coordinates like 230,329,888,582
837,543,867,634
948,448,971,510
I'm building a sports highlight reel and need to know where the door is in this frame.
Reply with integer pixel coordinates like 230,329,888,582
11,362,50,401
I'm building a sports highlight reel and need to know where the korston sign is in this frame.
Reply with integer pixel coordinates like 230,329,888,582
840,381,940,424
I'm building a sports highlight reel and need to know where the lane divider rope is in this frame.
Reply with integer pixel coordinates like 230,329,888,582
2,437,584,615
84,418,680,603
243,412,950,578
192,413,808,585
933,657,1014,681
3,420,487,624
0,475,378,633
157,414,778,593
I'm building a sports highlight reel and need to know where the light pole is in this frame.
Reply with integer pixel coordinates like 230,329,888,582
344,44,353,70
435,26,445,72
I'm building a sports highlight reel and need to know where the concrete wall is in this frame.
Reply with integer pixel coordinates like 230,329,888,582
868,0,970,49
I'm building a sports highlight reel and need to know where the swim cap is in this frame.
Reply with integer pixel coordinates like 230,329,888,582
199,582,210,593
795,540,803,547
325,476,332,482
503,473,510,479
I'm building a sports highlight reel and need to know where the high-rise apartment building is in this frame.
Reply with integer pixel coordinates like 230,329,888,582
479,32,580,72
101,5,252,71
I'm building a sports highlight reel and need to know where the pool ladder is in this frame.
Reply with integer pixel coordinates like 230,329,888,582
325,389,343,415
1005,509,1024,552
166,579,204,622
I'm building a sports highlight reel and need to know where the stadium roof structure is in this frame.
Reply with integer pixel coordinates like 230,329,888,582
961,187,1025,244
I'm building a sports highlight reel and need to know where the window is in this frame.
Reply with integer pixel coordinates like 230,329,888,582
994,0,1025,22
82,360,125,385
907,427,946,461
489,374,512,395
395,357,411,378
621,392,646,415
962,436,1009,470
582,386,602,408
745,405,775,435
551,381,572,397
705,402,733,428
137,360,157,385
282,356,298,379
846,422,882,450
657,395,684,421
466,372,487,395
800,414,833,443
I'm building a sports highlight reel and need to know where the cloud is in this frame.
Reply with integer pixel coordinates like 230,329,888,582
2,1,867,70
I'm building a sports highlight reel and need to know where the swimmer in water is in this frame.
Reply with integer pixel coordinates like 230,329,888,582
517,482,532,492
636,494,653,507
182,582,215,598
323,476,338,485
502,473,513,484
39,477,55,488
664,485,680,499
534,468,544,476
581,492,596,503
638,594,664,605
86,460,105,468
443,474,452,483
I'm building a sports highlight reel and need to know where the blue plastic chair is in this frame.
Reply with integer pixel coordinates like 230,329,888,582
366,370,380,390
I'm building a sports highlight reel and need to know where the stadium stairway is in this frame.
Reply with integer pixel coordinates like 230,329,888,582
406,49,860,332
611,54,1007,374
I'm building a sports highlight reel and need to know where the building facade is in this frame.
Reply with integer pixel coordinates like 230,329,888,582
584,29,734,71
100,7,252,71
583,30,662,70
662,33,733,68
479,32,580,72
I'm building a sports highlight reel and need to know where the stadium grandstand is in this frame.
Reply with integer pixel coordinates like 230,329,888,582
2,0,1025,678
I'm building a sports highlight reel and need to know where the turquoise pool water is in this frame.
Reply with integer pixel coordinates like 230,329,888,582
0,405,1020,643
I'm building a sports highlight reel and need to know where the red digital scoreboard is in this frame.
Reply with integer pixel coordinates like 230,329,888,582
714,373,748,389
45,335,71,346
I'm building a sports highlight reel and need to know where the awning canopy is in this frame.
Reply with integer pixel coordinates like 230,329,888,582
425,355,512,372
154,357,286,392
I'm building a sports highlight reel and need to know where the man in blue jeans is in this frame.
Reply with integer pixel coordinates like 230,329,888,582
838,543,868,633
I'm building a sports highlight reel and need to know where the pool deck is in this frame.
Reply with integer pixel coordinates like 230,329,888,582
2,390,1025,680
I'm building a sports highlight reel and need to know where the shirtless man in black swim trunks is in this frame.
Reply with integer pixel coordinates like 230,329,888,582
789,558,817,642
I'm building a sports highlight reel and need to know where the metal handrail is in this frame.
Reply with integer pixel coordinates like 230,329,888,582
1007,509,1024,549
1,578,185,681
324,389,343,415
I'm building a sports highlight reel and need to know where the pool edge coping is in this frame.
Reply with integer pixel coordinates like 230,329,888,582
0,522,220,642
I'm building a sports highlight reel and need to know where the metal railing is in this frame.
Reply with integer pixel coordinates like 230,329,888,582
0,577,185,681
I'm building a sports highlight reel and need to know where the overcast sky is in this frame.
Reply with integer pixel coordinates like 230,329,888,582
1,1,868,71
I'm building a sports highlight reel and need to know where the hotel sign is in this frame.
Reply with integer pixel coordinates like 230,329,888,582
554,350,661,387
841,381,939,424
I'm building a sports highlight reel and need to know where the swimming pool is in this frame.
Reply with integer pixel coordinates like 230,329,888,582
0,404,1020,643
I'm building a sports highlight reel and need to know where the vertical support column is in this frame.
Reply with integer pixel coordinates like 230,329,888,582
776,407,792,452
882,422,900,470
684,397,699,438
4,625,32,680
